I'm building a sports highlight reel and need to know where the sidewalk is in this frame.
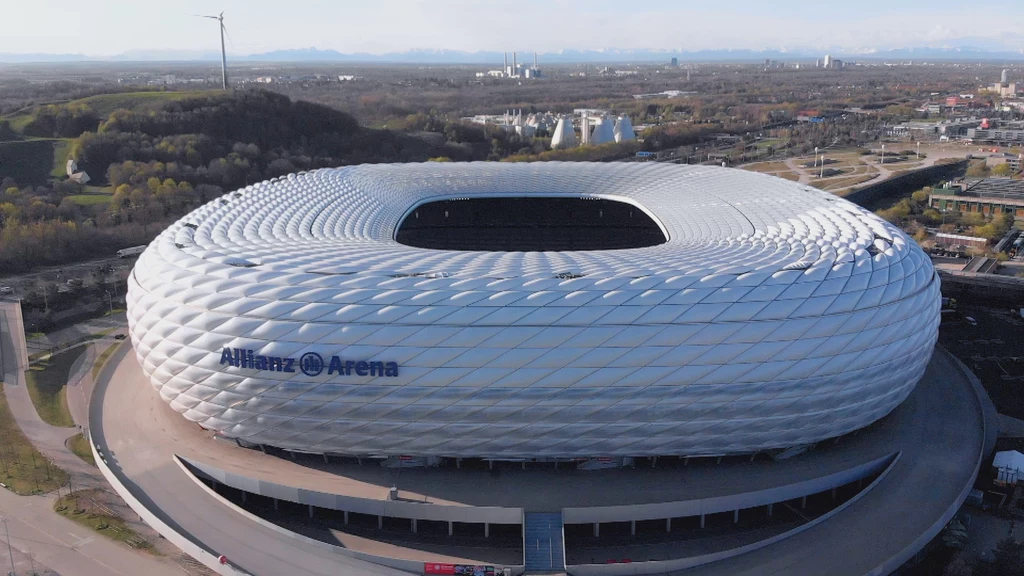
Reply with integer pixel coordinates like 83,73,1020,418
0,310,184,576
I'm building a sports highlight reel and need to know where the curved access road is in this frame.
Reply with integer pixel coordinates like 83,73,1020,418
90,343,409,576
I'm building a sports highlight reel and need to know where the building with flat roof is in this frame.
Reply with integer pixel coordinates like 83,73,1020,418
929,178,1024,217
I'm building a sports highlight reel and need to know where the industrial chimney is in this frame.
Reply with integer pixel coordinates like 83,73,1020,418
513,52,517,77
504,52,508,76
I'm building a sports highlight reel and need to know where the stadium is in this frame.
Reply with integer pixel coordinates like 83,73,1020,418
125,162,940,460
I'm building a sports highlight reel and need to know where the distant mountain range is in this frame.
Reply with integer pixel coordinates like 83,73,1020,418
3,46,1024,64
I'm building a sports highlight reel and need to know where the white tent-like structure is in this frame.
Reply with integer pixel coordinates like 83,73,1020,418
993,450,1024,485
589,115,615,145
550,115,576,149
614,115,636,142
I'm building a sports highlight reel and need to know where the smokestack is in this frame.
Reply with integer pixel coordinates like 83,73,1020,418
504,52,508,75
513,52,517,76
535,52,538,69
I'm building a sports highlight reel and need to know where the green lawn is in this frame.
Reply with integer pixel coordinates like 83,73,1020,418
54,489,156,553
0,383,69,494
67,193,113,206
92,342,122,381
25,346,83,428
66,433,96,467
49,138,73,178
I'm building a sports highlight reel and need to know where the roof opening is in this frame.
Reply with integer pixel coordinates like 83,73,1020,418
395,197,667,251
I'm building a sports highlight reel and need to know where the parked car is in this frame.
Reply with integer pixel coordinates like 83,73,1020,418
66,278,84,289
113,334,127,340
0,286,12,294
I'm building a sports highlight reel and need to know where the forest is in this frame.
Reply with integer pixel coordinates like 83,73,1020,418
0,89,575,272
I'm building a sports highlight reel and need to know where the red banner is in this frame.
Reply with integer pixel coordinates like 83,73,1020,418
423,564,495,576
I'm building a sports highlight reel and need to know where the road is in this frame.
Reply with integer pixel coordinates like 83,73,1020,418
93,343,412,576
0,302,183,576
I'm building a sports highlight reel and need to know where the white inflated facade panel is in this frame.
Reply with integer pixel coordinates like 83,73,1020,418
127,162,940,458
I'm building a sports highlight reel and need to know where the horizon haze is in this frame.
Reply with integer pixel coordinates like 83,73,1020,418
2,0,1024,63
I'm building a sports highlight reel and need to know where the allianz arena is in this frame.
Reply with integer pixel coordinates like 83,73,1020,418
125,162,940,460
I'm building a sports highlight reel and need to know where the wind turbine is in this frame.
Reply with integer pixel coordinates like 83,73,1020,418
197,11,228,90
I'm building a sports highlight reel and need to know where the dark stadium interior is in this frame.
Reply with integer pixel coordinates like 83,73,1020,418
395,197,667,251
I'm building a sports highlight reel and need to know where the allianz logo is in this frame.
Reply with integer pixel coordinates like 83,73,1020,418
219,348,399,378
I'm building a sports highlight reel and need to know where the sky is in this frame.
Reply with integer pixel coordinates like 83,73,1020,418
3,0,1024,57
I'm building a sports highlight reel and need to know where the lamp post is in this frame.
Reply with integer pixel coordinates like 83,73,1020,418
814,146,819,168
917,141,921,160
820,155,826,178
104,290,114,324
1,516,16,576
881,144,886,165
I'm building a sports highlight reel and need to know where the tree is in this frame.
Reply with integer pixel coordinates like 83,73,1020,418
992,163,1014,176
967,162,991,178
974,537,1024,576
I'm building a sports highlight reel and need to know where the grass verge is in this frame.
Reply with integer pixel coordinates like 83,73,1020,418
92,342,122,381
66,193,113,206
66,432,96,467
25,346,83,428
54,489,157,553
0,383,69,494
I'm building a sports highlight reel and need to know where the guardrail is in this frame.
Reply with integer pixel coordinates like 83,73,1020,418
88,342,252,576
865,348,995,575
90,434,253,576
182,455,523,526
176,456,525,576
563,452,895,525
566,452,902,576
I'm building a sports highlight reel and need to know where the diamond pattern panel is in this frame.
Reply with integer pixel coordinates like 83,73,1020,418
126,163,940,458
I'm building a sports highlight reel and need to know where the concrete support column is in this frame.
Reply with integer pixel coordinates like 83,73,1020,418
484,523,490,538
456,458,462,469
344,511,349,525
666,518,671,532
322,454,329,464
259,444,267,454
801,496,807,509
521,461,526,470
273,498,279,510
211,480,218,490
652,456,658,468
489,460,494,470
308,505,314,519
700,513,705,529
357,457,362,466
378,515,383,529
241,492,247,503
832,488,837,499
411,519,417,533
448,522,453,536
593,523,600,537
734,509,739,524
767,503,773,517
630,520,636,536
716,456,723,464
